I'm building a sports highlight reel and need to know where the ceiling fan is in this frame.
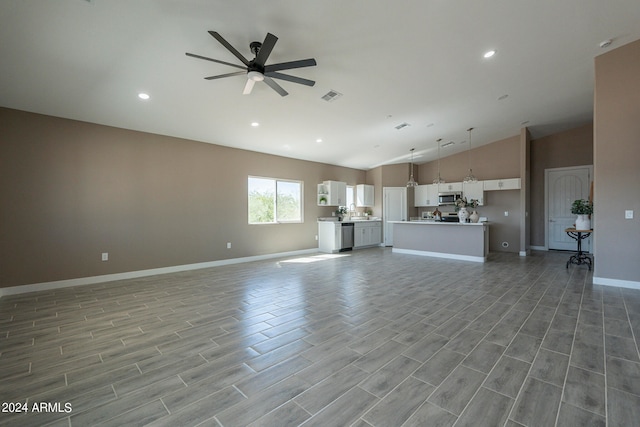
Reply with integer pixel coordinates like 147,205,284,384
186,31,317,97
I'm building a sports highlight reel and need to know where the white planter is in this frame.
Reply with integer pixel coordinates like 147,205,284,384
458,207,469,223
575,215,591,230
469,210,480,223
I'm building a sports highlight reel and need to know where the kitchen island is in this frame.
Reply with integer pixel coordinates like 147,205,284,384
389,221,489,262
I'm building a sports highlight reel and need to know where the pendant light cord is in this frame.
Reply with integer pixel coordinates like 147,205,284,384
464,127,477,183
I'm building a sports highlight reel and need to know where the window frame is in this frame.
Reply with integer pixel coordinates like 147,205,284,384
247,175,304,225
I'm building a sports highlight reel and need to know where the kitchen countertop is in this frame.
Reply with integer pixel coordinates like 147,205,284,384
389,220,487,226
318,218,381,223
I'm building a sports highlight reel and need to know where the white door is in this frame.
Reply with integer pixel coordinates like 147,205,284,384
546,166,592,251
383,187,407,246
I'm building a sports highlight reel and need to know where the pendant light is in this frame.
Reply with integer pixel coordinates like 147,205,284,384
463,127,478,183
433,138,445,185
406,148,418,187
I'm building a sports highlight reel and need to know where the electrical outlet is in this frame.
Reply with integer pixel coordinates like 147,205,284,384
504,211,509,217
101,252,108,261
625,210,634,219
226,242,231,249
315,235,318,241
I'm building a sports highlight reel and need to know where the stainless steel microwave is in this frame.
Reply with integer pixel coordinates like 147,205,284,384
438,192,462,206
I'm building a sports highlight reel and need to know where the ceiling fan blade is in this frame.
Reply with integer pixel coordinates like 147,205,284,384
254,33,278,67
185,53,246,70
264,58,317,73
204,71,246,80
265,72,315,87
243,79,256,95
208,31,250,66
263,76,288,97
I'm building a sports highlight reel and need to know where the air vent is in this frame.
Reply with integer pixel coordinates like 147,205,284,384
321,90,343,102
395,122,411,130
441,141,455,147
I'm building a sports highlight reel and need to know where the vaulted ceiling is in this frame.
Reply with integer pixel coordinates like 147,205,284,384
2,1,640,169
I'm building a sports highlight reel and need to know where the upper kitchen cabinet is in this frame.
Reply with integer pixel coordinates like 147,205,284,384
463,181,484,205
356,184,374,207
318,180,347,206
484,178,521,191
440,182,463,192
415,184,439,207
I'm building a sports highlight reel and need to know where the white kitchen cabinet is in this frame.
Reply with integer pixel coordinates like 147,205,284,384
463,181,485,205
317,180,347,206
356,184,374,207
318,222,341,252
483,178,521,191
320,220,381,252
440,182,463,192
354,221,382,248
414,184,439,207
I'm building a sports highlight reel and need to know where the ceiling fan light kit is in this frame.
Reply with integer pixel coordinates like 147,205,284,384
186,31,317,97
247,71,264,82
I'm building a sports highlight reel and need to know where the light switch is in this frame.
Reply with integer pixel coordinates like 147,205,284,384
504,211,509,217
625,210,634,219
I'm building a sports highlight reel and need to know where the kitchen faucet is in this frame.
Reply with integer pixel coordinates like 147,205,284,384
349,203,356,217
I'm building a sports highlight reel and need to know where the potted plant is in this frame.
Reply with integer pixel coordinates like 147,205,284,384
319,196,327,205
335,206,348,221
571,199,593,230
454,197,471,222
467,199,480,223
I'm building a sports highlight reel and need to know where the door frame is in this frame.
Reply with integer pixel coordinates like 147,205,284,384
544,165,593,251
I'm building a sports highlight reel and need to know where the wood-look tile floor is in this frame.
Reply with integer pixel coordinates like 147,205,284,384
1,249,640,426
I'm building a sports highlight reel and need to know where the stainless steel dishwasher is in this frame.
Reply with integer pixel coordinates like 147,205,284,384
340,222,354,251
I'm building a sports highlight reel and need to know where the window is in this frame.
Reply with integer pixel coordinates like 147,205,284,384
346,185,354,210
248,176,303,224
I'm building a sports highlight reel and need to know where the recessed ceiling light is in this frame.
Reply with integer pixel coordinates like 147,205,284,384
599,39,612,48
251,122,259,127
483,50,496,58
138,93,150,100
316,138,323,143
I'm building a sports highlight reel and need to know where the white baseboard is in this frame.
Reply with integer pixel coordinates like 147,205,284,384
593,276,640,290
0,249,318,298
392,248,486,263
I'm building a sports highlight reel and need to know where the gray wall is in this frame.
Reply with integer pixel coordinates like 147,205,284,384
593,38,640,283
417,126,595,252
416,134,523,253
530,123,593,247
0,108,366,288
